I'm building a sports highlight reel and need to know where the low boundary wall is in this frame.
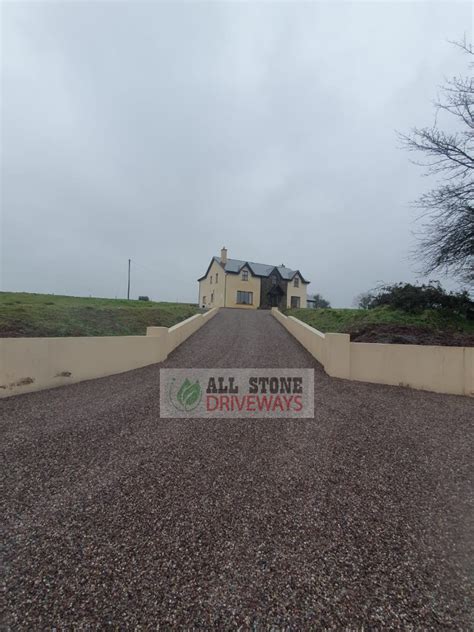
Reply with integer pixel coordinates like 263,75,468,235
0,308,219,398
272,308,473,397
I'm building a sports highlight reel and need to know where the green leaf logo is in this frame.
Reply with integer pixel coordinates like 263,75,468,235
172,378,202,411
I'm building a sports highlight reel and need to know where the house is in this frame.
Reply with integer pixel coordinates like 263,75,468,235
198,247,310,310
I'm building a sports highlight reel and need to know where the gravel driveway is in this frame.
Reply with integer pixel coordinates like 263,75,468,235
2,309,472,629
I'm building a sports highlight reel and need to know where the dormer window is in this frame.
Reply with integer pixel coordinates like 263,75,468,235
271,275,277,285
294,277,299,288
242,269,249,281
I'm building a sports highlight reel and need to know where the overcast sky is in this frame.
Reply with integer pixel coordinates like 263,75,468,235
1,2,472,306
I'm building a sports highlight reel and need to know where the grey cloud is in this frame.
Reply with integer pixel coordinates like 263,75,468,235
2,2,472,305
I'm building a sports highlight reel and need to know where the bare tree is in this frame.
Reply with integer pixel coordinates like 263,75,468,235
354,292,372,310
311,293,331,308
400,39,474,284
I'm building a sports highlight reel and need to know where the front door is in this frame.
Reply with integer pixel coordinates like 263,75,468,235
268,285,284,308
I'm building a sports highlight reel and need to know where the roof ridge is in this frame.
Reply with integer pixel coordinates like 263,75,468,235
225,256,294,270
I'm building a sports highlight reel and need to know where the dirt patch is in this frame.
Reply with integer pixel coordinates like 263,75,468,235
349,323,474,346
15,377,35,386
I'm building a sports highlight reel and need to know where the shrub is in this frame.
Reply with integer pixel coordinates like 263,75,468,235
366,282,473,318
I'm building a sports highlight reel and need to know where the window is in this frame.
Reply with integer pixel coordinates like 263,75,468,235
211,292,214,303
271,275,277,285
237,291,253,305
294,277,299,287
215,273,218,283
290,296,300,308
242,269,249,281
210,275,213,284
202,296,206,305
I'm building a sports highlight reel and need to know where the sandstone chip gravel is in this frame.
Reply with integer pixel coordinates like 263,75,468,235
1,309,472,629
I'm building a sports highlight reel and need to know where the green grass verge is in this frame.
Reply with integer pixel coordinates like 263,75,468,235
284,306,474,334
0,292,200,337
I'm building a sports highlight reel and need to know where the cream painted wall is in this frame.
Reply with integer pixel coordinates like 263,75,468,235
1,309,219,398
0,336,167,397
224,266,261,309
273,309,325,363
286,275,308,308
198,259,225,308
271,308,473,396
350,342,473,395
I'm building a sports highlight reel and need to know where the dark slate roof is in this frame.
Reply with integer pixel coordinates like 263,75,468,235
198,256,309,283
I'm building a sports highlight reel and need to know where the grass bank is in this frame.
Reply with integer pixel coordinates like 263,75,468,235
0,292,200,337
285,306,474,346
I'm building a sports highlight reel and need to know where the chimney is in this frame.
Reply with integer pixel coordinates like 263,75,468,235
220,246,227,264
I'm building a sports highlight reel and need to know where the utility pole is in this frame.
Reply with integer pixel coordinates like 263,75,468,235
127,259,131,300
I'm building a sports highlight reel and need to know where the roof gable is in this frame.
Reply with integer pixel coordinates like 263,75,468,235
197,257,225,281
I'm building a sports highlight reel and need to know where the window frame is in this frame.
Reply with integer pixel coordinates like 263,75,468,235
242,269,249,281
293,276,299,288
236,290,253,305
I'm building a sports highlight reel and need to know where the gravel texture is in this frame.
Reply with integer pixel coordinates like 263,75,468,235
1,309,473,629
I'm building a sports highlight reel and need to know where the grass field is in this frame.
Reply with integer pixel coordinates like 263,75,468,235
0,292,200,337
285,306,474,345
2,293,472,344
